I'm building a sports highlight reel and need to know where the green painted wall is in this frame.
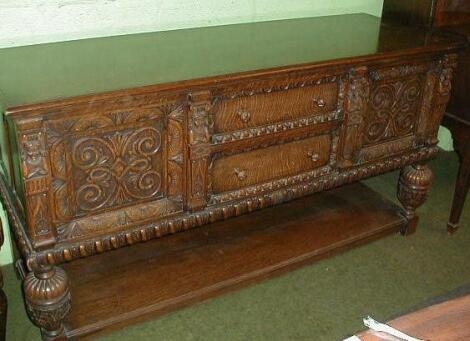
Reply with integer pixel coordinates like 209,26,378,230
0,0,385,265
0,1,384,48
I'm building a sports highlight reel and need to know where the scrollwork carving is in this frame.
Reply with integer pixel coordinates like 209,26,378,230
43,105,184,240
365,76,424,145
72,127,163,213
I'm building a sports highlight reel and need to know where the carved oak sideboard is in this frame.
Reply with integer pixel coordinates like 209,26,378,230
0,14,465,339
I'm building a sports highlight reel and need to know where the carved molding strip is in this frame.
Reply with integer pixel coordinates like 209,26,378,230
370,64,429,80
215,74,341,100
209,166,332,205
56,198,181,241
31,146,438,267
358,136,415,163
211,110,342,145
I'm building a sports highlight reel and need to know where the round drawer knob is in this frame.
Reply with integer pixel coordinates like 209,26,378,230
234,168,248,181
308,152,320,162
313,98,326,108
237,110,251,123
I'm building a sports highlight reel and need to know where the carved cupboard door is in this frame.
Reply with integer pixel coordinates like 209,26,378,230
338,55,457,166
12,95,187,247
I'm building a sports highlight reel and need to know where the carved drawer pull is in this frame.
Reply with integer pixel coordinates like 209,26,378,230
313,98,326,108
308,151,320,162
237,110,251,123
234,168,248,181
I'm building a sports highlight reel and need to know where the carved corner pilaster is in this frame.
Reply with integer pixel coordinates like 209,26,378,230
23,265,71,340
397,164,433,235
426,53,459,145
338,66,370,167
187,91,213,211
16,117,56,250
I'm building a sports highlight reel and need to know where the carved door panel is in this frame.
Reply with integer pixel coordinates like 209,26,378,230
14,101,186,245
338,56,456,166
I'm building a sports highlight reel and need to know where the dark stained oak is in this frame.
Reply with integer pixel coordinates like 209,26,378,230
0,13,464,340
383,0,470,233
61,183,405,339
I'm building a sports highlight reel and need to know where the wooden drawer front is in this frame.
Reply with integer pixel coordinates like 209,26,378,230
211,134,331,193
213,81,339,134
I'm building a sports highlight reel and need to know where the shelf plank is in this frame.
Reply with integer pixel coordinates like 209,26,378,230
62,182,406,339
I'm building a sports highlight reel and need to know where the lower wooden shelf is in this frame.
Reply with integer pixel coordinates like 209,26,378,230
62,182,406,339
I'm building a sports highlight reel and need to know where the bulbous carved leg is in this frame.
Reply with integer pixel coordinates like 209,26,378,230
23,265,71,340
397,164,433,236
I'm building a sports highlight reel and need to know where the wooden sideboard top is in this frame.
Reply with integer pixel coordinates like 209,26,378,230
0,13,465,110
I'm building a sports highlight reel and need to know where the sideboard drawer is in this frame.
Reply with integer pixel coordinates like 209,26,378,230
210,134,331,193
212,80,339,134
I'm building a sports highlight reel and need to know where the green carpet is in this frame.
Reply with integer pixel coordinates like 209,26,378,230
4,151,470,341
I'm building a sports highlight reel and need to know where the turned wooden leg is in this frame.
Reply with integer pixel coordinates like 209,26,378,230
448,147,470,234
23,265,71,340
397,164,434,235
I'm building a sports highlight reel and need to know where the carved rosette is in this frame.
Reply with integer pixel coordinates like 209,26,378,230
24,266,71,340
187,91,212,211
397,164,433,234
